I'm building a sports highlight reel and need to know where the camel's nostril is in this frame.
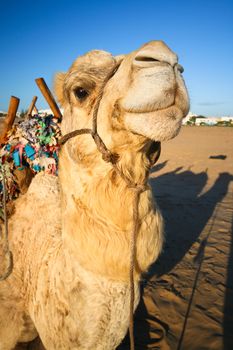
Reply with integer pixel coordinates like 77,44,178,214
133,53,161,68
134,56,160,63
177,64,184,73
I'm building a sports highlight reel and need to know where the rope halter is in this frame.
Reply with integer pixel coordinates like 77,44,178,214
59,64,161,350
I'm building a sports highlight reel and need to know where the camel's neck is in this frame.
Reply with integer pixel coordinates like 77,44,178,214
58,146,161,281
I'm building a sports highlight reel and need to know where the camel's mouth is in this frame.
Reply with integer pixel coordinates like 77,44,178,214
122,102,177,117
120,68,189,142
123,104,186,142
120,86,177,116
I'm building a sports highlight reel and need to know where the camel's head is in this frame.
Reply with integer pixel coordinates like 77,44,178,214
55,41,189,165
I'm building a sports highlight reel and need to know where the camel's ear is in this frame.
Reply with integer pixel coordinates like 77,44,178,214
54,72,66,106
114,54,125,65
146,141,161,167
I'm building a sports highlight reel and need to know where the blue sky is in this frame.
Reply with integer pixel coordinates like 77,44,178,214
0,0,232,116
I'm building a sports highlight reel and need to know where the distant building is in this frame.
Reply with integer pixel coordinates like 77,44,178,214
37,108,53,116
221,116,233,122
0,111,7,118
182,112,197,125
182,114,233,126
195,117,220,126
37,108,64,116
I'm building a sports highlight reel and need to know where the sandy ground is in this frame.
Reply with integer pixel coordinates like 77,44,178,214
118,126,233,350
1,122,233,349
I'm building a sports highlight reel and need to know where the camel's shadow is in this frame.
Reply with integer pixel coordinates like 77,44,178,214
118,164,233,349
223,211,233,350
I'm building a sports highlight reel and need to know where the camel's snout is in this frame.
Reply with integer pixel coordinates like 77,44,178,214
133,40,178,68
121,40,189,142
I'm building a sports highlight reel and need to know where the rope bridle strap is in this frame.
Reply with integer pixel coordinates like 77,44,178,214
60,127,151,350
59,65,160,350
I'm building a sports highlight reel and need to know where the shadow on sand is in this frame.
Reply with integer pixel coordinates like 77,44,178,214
223,210,233,350
209,155,227,160
118,163,233,350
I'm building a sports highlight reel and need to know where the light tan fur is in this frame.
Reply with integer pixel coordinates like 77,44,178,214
0,41,189,349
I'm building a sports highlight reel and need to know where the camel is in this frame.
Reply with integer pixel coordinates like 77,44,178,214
0,40,189,350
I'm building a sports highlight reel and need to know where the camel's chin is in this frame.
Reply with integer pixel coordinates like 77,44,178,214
124,106,184,142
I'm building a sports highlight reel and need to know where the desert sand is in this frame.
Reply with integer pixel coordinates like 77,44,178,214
1,123,233,349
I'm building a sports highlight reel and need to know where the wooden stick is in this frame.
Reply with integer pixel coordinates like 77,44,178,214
35,78,62,119
0,96,20,145
26,96,37,118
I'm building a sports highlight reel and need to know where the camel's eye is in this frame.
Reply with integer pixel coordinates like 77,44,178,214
74,87,89,100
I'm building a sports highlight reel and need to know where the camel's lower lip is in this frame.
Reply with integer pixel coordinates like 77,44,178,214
121,99,177,115
122,103,178,118
123,104,185,142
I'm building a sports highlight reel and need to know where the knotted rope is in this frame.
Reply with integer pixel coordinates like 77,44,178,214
60,128,150,350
